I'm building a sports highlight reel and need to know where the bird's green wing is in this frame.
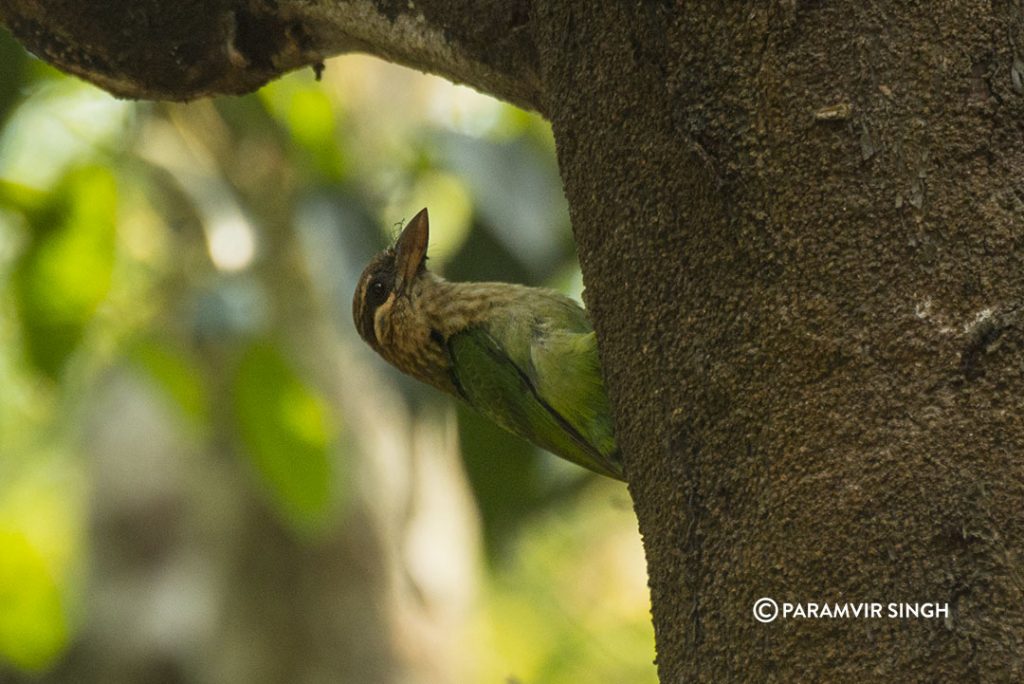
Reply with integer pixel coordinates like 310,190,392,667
529,328,618,462
447,326,623,480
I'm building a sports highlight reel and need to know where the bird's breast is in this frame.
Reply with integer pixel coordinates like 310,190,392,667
381,320,456,395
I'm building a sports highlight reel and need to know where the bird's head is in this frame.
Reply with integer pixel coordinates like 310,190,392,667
352,208,452,388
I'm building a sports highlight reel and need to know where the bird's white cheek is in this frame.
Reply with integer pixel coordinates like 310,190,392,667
373,293,397,347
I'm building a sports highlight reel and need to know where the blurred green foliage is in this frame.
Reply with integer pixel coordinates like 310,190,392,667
0,526,68,671
232,340,340,534
0,468,83,674
128,339,209,425
12,165,117,377
0,27,655,683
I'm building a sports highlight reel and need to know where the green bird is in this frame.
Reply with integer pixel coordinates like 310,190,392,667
352,208,623,480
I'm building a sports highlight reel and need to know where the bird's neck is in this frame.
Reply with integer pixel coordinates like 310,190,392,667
413,273,532,336
379,274,530,394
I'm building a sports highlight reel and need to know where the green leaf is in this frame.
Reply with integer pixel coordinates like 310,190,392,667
11,165,117,377
259,78,346,181
129,339,209,426
0,527,69,673
0,178,46,214
232,341,338,534
0,468,84,674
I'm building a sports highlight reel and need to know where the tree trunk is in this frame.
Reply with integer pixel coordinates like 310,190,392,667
3,1,1023,680
534,2,1024,679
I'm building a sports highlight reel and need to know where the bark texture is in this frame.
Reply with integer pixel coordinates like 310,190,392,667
0,0,540,109
533,2,1024,680
4,1,1024,681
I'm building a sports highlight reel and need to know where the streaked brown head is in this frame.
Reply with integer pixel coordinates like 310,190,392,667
352,208,430,353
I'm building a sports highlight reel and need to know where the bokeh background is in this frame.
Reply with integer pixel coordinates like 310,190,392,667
0,29,655,684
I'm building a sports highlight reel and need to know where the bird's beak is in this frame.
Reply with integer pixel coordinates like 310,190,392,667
395,207,429,295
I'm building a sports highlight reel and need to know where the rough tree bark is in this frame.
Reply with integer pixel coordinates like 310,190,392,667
3,1,1022,680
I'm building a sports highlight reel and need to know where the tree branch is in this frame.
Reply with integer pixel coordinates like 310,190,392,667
0,0,542,111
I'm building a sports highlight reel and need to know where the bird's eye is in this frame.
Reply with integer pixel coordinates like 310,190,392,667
367,278,389,307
